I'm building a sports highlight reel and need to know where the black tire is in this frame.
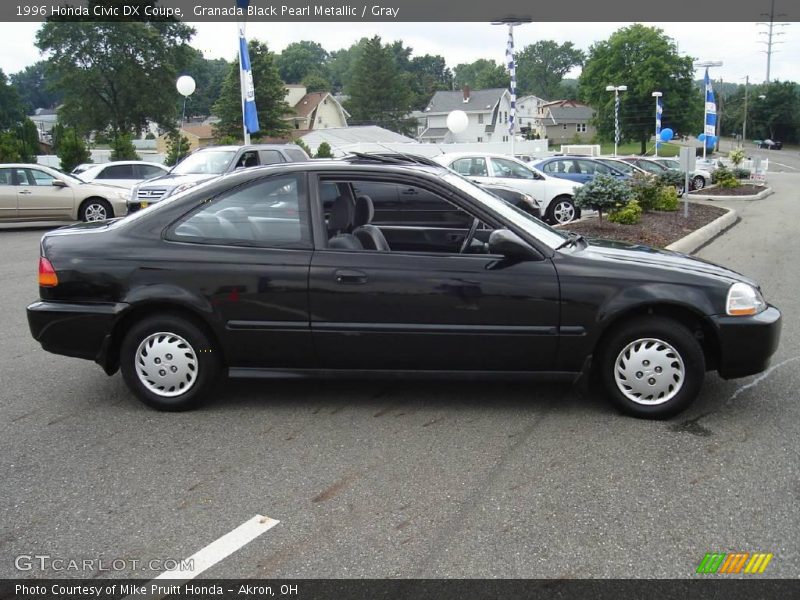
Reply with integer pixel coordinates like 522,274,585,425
79,198,113,222
599,316,705,419
546,195,577,225
120,314,220,411
691,175,706,190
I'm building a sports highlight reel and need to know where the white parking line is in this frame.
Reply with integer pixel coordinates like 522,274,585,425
125,514,280,599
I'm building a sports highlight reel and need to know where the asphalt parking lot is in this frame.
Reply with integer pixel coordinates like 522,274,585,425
1,173,798,580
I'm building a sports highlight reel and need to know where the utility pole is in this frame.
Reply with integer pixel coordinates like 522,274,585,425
742,75,749,146
758,0,789,83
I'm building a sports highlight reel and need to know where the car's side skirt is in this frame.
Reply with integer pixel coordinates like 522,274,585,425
228,367,580,382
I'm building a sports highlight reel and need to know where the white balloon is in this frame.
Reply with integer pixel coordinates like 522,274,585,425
446,110,469,134
176,75,196,97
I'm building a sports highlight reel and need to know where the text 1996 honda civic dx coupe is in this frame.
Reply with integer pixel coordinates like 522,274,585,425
27,155,781,418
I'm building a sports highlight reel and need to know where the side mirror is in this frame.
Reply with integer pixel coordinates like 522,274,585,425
488,229,539,260
52,180,67,187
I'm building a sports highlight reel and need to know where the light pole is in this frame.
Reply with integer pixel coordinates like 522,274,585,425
606,85,627,156
694,61,723,160
652,91,662,157
742,75,749,147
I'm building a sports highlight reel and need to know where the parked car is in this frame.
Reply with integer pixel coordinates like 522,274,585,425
433,152,580,224
594,157,649,176
480,183,541,219
649,157,712,191
73,161,170,190
533,156,631,185
128,144,310,214
0,163,129,222
27,156,781,419
757,139,782,150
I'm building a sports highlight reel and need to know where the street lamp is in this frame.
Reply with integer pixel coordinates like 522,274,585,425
606,85,627,156
652,91,662,156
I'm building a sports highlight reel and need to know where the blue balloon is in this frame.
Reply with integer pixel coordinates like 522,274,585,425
705,135,716,148
698,133,706,141
659,128,673,142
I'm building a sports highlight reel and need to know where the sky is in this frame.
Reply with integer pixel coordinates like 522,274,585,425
1,21,797,85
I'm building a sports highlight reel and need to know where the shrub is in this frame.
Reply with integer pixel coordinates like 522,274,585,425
654,186,679,211
608,199,642,224
315,141,334,158
711,165,738,188
110,132,140,161
56,128,91,172
728,148,745,166
573,173,633,221
294,139,312,157
656,170,684,190
628,172,661,211
732,167,751,179
164,131,191,166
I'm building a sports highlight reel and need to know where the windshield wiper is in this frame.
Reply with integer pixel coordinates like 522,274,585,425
555,231,585,251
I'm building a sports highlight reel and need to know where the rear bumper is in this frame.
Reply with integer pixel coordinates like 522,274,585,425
710,305,781,379
27,300,128,364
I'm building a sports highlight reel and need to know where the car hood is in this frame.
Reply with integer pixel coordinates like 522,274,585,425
580,238,757,287
138,173,217,189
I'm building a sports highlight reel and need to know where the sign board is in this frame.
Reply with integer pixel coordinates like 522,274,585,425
679,146,696,172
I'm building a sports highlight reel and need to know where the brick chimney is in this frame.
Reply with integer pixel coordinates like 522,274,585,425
462,86,470,102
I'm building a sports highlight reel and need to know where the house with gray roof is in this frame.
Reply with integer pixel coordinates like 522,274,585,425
417,87,514,144
536,100,596,146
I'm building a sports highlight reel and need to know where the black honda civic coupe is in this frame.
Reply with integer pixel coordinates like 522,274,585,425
27,156,781,418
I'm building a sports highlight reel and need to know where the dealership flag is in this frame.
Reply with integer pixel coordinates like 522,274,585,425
656,96,662,137
237,0,259,135
505,25,516,135
704,68,716,137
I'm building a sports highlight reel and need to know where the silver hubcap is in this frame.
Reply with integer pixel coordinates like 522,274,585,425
135,332,198,398
553,201,576,224
614,337,685,405
84,203,107,221
693,177,705,190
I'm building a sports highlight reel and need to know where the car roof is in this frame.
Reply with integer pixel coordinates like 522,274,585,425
196,144,301,152
435,152,530,161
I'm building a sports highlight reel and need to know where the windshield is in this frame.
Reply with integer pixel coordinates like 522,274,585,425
443,172,567,250
171,150,236,175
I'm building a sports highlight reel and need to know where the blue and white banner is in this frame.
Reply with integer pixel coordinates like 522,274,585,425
505,25,516,136
704,68,716,137
615,93,620,145
238,29,259,134
656,96,662,136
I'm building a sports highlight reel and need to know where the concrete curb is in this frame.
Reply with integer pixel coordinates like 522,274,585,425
665,206,739,254
688,186,773,201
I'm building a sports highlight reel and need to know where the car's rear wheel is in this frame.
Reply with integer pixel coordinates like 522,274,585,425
691,175,706,190
120,315,220,411
546,196,577,224
80,198,113,222
600,317,705,419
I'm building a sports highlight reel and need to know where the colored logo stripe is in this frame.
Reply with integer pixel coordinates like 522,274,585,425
697,552,773,574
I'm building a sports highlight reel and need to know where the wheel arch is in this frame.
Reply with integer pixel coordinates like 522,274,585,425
78,196,114,220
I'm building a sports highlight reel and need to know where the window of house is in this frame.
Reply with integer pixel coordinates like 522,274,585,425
478,114,484,124
167,174,310,249
477,137,483,143
563,124,568,130
576,123,587,132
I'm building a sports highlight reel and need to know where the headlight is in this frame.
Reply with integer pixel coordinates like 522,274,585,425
726,282,767,316
129,186,138,202
171,182,197,196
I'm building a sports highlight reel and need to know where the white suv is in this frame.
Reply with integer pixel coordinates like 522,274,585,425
434,152,582,224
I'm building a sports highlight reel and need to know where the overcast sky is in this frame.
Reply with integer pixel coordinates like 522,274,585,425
1,21,797,85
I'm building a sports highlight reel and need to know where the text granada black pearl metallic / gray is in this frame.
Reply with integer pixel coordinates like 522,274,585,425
26,155,781,418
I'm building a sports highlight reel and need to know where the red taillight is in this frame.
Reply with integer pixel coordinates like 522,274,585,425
38,257,58,287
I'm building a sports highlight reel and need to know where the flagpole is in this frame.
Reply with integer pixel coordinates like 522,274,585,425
652,91,662,157
493,18,529,157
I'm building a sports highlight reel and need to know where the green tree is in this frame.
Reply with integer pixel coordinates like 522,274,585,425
10,61,63,113
164,131,190,166
0,69,26,130
35,1,195,137
579,24,701,154
301,71,332,93
212,40,291,141
315,141,333,158
408,54,453,109
328,39,369,93
55,127,91,171
277,41,329,84
748,81,799,143
179,49,229,118
110,132,140,160
344,36,414,134
453,59,509,90
516,41,584,100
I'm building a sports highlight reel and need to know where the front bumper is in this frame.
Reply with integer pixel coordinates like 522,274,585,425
27,300,128,365
710,305,781,379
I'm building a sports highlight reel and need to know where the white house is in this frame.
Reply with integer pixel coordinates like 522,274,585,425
417,87,515,144
283,85,349,132
516,94,547,137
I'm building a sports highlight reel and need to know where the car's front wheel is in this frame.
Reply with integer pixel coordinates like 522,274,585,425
691,175,706,190
546,196,578,224
120,315,220,411
80,198,113,222
600,317,705,419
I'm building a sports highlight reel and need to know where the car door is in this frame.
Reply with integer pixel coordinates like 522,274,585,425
308,173,560,372
163,172,313,368
0,168,18,219
488,157,548,200
16,168,75,220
